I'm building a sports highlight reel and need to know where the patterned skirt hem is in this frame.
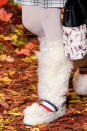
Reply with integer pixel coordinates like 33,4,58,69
15,1,65,8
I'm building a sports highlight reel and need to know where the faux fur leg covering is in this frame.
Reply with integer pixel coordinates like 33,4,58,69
36,41,73,107
73,73,87,95
23,41,73,125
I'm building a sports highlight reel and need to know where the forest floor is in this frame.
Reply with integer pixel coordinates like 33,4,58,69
0,3,87,131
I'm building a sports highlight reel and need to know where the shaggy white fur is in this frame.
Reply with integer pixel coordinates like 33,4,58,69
73,73,87,95
36,41,73,107
23,40,73,125
23,102,66,125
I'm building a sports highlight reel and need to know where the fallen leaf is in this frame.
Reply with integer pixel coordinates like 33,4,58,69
32,128,40,131
6,56,15,62
9,33,18,42
8,70,15,76
0,8,12,22
85,108,87,112
25,42,34,49
21,57,32,63
15,29,24,36
0,0,8,7
0,101,9,109
30,55,37,60
83,123,87,130
16,49,30,56
0,77,11,82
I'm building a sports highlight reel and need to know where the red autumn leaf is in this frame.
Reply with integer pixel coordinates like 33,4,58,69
0,101,9,109
0,26,3,31
16,49,30,56
33,50,39,54
0,38,14,49
0,0,8,7
16,24,25,30
25,42,34,50
4,40,14,50
0,8,13,22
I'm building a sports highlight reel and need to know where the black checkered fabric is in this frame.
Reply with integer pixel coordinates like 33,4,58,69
14,0,67,8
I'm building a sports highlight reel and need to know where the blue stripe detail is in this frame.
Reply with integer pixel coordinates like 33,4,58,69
41,100,58,111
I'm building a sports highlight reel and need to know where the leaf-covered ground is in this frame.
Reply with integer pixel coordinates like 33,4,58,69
0,3,87,131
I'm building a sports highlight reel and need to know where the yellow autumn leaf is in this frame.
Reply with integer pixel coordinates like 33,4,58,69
0,125,5,129
75,111,81,114
32,128,40,131
8,70,15,76
69,100,81,103
0,54,6,59
21,57,32,63
3,110,8,114
85,108,87,112
4,36,11,41
14,48,19,52
8,112,23,116
15,29,24,35
30,55,37,60
10,118,16,122
3,73,8,76
33,122,42,127
26,126,32,129
0,93,6,100
27,85,37,92
9,33,18,42
4,126,14,130
6,89,19,96
13,101,23,104
0,34,4,38
69,92,81,100
8,108,23,116
0,77,11,82
4,118,11,124
0,119,4,125
83,96,87,100
5,107,22,116
37,122,47,128
9,107,18,112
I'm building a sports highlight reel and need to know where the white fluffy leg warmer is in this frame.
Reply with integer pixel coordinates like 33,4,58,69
73,71,87,95
23,40,73,125
37,41,73,107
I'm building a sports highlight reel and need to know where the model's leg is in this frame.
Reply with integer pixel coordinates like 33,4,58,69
40,8,62,42
38,8,62,52
23,7,73,125
22,5,45,37
37,7,73,105
22,5,47,51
